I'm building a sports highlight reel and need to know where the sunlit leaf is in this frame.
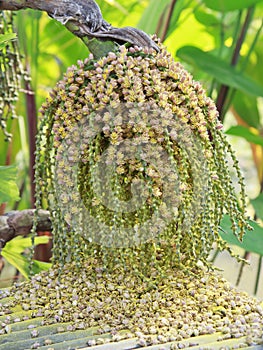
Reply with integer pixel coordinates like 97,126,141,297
103,0,128,14
203,0,263,12
0,165,20,203
137,0,170,34
232,92,260,128
250,194,263,221
194,8,220,26
220,215,263,256
1,250,51,278
177,46,263,97
1,236,51,278
97,0,142,27
3,236,50,254
225,125,263,146
0,33,17,49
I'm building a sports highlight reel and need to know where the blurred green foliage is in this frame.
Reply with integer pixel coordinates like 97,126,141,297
0,32,16,48
0,165,20,203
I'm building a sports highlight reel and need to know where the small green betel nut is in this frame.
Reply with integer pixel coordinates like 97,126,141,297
36,39,249,274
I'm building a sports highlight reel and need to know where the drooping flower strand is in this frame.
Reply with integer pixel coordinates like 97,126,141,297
34,42,250,275
0,11,27,141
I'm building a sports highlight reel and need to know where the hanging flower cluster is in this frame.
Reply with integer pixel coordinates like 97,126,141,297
0,11,25,141
36,41,249,275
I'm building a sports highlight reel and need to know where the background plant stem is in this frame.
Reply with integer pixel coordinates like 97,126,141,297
216,7,255,121
158,0,177,42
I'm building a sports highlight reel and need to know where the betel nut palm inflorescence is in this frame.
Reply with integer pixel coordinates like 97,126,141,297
1,1,263,349
36,40,249,274
0,11,26,141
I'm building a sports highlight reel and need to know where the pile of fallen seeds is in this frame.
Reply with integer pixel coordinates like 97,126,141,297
0,262,262,348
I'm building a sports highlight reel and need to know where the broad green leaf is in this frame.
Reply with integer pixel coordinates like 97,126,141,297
232,92,260,128
203,0,263,12
97,0,140,26
1,236,51,278
194,8,221,26
137,0,170,34
30,259,51,274
165,12,215,54
0,33,17,49
225,125,263,146
3,236,50,254
0,165,20,203
250,194,263,221
1,250,51,278
177,46,263,97
220,215,263,256
103,0,128,14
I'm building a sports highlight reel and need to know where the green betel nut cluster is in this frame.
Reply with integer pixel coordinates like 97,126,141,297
1,262,263,348
36,41,248,273
0,12,25,141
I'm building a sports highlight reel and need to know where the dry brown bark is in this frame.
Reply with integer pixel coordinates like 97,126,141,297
0,210,51,250
0,0,158,50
